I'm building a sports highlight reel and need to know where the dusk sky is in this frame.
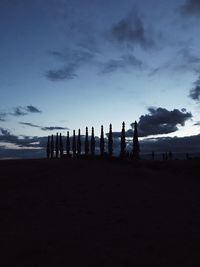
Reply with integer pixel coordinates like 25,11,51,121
0,0,200,158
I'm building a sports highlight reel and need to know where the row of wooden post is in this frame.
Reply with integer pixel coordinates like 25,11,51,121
46,121,140,160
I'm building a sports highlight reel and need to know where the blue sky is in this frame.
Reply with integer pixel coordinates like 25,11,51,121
0,0,200,157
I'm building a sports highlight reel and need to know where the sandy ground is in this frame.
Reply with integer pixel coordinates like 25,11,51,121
0,158,200,266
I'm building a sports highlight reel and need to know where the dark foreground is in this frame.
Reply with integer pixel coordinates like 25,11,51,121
0,158,200,267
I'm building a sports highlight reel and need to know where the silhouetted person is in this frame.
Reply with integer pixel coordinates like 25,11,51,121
108,124,113,158
46,136,50,158
120,122,126,159
77,129,81,157
100,125,105,157
55,133,59,158
66,131,70,156
59,133,63,158
133,121,140,160
85,127,89,156
90,127,95,157
72,130,76,158
151,151,155,160
50,134,54,158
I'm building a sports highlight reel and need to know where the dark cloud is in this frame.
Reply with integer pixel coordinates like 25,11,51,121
109,9,154,49
131,107,192,137
19,122,69,131
189,75,200,101
102,54,143,74
181,0,200,16
41,126,68,131
26,105,42,113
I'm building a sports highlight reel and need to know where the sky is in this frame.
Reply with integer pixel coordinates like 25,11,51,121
0,0,200,158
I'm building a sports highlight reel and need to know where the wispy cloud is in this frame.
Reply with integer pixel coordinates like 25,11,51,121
26,105,42,113
11,105,42,116
150,48,200,76
0,112,7,121
180,0,200,16
46,65,77,81
46,48,96,81
19,122,69,131
101,54,143,74
12,107,27,116
108,9,155,49
189,75,200,101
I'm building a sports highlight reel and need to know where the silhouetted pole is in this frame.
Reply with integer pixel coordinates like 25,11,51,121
85,127,89,156
133,121,140,160
108,123,113,157
50,134,54,158
90,127,95,157
59,133,63,158
46,136,50,158
100,125,105,157
77,129,81,157
72,130,76,158
55,133,59,158
120,122,126,159
66,131,70,156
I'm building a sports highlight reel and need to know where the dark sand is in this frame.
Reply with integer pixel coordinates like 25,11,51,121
0,158,200,266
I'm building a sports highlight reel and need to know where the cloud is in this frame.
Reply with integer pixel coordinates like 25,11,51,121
180,0,200,16
101,54,143,74
140,134,200,154
26,105,42,113
41,126,68,131
150,48,200,76
19,122,69,131
11,105,42,116
109,9,154,49
189,75,200,101
132,107,192,137
19,122,41,128
46,48,96,81
46,64,77,81
179,48,200,65
0,112,7,121
12,107,27,116
0,127,47,148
